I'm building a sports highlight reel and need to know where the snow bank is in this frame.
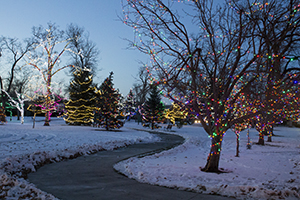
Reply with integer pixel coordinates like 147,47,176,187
0,117,159,199
115,124,300,200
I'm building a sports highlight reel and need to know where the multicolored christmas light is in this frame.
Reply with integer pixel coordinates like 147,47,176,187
94,72,123,130
122,0,300,172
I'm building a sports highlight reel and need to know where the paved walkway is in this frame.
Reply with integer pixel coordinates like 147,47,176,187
28,131,233,200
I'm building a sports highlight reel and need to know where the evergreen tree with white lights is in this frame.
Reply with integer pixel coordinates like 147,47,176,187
65,68,96,125
95,72,123,130
142,84,165,129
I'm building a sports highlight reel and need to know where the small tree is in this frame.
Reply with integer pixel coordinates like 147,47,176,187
95,72,123,130
124,89,136,120
2,90,29,124
65,68,96,125
165,103,188,128
141,84,165,129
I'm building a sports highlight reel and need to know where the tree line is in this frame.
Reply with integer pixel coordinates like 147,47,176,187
0,22,164,130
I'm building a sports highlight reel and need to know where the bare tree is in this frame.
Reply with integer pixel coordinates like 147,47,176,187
0,36,35,94
2,90,29,124
132,64,151,106
65,23,99,75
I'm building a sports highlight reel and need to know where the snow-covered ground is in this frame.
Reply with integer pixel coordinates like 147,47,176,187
0,117,300,199
115,122,300,200
0,117,159,199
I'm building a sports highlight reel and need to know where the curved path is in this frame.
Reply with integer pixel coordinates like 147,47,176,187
28,131,232,200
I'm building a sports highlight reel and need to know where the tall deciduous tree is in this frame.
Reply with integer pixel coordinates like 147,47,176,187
240,0,300,144
121,0,300,172
26,23,76,126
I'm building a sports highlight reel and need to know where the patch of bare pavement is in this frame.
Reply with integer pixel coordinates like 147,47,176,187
28,131,233,200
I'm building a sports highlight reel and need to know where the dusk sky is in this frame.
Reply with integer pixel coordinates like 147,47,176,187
0,0,149,97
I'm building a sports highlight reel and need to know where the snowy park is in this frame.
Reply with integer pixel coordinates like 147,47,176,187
0,117,299,199
1,1,300,199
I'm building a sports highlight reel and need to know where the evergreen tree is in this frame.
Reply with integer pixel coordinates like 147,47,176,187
95,72,123,130
65,68,96,125
142,84,165,129
124,89,136,120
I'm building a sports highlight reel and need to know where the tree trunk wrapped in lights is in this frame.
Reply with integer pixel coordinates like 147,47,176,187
122,0,300,172
65,68,96,126
95,72,123,130
0,104,5,123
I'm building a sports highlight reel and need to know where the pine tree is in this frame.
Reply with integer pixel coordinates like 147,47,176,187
142,84,165,129
95,72,123,130
65,68,96,125
124,89,136,120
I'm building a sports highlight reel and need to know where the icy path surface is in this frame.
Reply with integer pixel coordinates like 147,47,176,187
0,117,159,199
115,123,300,200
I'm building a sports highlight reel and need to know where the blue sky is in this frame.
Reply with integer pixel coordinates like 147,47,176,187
0,0,149,97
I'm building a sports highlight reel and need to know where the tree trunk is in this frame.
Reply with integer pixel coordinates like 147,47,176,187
257,130,265,145
267,125,273,142
201,136,223,172
105,118,109,130
21,111,24,124
33,113,36,128
44,112,50,126
44,78,51,126
235,131,240,157
17,110,20,120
